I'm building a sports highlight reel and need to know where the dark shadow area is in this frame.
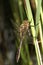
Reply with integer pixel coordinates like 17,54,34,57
0,0,16,65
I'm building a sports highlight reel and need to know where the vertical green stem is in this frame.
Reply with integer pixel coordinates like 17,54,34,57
35,0,43,51
38,20,43,51
36,0,42,35
17,0,24,21
35,39,43,65
41,7,43,24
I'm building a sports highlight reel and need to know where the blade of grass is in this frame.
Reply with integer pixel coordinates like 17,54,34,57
21,47,27,64
17,0,24,22
38,20,43,51
24,40,33,65
10,0,21,25
35,40,43,65
41,7,43,24
35,0,43,51
35,0,42,36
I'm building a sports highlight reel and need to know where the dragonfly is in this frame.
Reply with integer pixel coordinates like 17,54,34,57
16,20,32,62
16,19,40,62
10,19,39,62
